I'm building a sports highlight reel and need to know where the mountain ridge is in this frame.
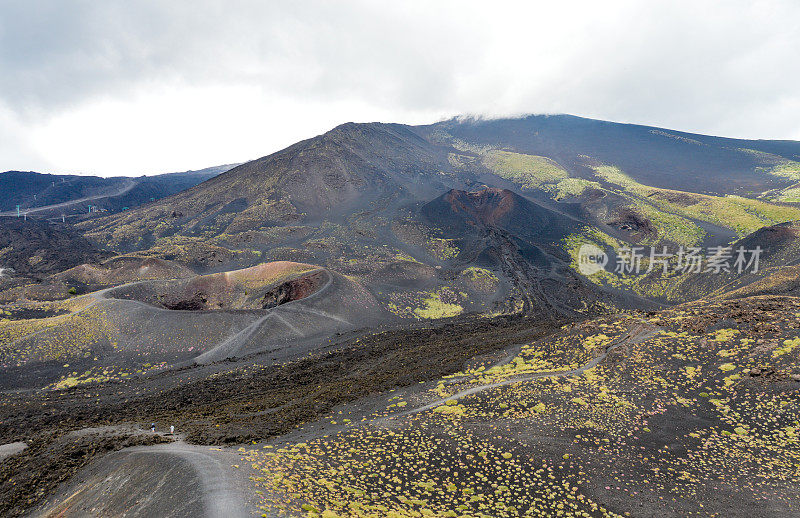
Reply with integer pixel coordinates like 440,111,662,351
66,115,800,315
0,164,237,217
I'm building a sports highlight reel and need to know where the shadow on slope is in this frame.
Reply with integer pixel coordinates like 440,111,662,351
657,220,800,301
417,187,656,316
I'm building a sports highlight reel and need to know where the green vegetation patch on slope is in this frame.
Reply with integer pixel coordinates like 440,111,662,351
252,298,800,517
593,165,800,238
738,148,800,182
773,184,800,202
427,238,460,261
482,150,569,190
563,228,616,276
546,177,601,201
460,266,500,293
414,291,463,320
561,228,639,292
386,287,466,320
561,227,690,301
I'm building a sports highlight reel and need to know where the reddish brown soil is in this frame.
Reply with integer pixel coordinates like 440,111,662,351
445,188,516,226
261,270,325,308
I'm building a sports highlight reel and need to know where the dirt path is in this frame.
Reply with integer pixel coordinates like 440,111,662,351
0,281,146,352
268,320,659,445
0,441,26,461
399,320,659,417
193,268,336,364
6,269,341,366
134,442,250,518
0,179,137,216
35,441,253,518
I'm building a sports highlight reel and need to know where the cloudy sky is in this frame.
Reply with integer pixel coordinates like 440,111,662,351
1,0,799,177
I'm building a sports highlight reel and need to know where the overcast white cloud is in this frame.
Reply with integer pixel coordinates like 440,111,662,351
1,0,798,176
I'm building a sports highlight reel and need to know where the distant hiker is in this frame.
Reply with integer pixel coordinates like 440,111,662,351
170,425,175,435
150,422,156,432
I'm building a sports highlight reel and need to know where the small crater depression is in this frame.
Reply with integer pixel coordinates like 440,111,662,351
107,262,327,311
260,271,325,309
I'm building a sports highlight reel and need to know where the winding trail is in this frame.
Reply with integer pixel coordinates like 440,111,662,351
0,179,137,216
133,442,249,518
0,441,27,461
30,320,658,517
4,269,344,366
37,441,250,518
0,280,151,352
398,320,659,417
193,268,339,364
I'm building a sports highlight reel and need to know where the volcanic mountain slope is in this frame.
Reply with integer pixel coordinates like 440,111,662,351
0,170,127,212
0,189,646,394
80,123,467,251
0,256,195,303
412,187,647,316
76,123,621,318
33,440,255,518
75,116,800,313
579,219,800,303
5,115,800,517
0,217,109,281
81,117,800,249
22,295,800,518
422,187,578,245
670,220,800,300
0,164,235,217
52,256,195,289
431,116,800,252
424,114,800,195
6,192,800,515
240,295,800,517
